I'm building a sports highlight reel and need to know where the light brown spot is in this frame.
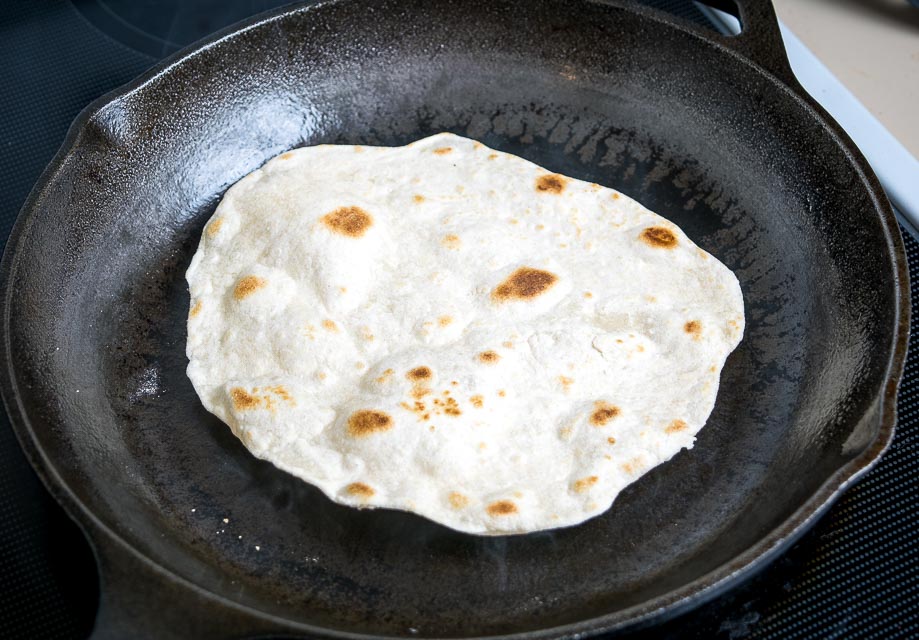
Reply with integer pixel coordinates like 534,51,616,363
498,390,506,397
279,152,294,160
684,320,702,339
433,147,453,155
488,153,498,160
206,218,224,237
411,386,431,399
339,286,347,293
233,275,266,300
709,365,717,373
612,193,621,200
665,419,688,434
321,206,373,238
449,492,470,509
413,194,425,203
486,500,518,516
536,224,545,231
509,218,519,225
636,344,645,353
442,234,461,250
438,316,453,327
470,395,484,408
375,368,395,384
189,300,202,318
317,371,327,380
558,376,574,391
347,410,393,437
591,401,620,426
407,366,432,382
574,476,599,493
621,457,643,475
346,482,375,498
322,319,338,332
607,437,617,445
492,267,558,302
536,173,568,194
478,350,500,364
502,341,514,349
230,388,260,411
640,226,678,249
583,292,593,299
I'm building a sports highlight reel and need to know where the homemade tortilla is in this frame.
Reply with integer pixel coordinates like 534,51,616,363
185,132,744,535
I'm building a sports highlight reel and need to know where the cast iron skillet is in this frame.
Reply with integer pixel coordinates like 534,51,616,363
0,0,908,638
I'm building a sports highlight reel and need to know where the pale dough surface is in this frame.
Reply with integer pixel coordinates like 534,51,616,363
186,133,744,534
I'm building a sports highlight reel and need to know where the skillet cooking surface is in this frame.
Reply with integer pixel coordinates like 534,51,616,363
1,0,907,636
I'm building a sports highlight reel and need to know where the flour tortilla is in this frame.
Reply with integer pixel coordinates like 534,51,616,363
185,133,744,535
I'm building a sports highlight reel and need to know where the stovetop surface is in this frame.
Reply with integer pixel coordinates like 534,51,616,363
0,2,917,638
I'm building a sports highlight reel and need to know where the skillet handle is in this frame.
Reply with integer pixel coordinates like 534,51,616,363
695,0,797,84
88,529,273,640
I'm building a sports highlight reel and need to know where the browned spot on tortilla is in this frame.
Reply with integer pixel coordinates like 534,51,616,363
684,320,702,339
317,371,327,380
486,500,518,516
470,395,484,408
442,234,461,249
322,319,338,332
478,350,500,364
607,436,617,445
347,410,393,437
233,276,266,300
498,390,506,397
189,300,202,318
413,194,425,203
407,366,432,382
375,368,395,384
665,419,688,434
449,492,470,509
583,292,593,299
433,147,453,155
339,286,347,293
353,145,364,153
279,152,294,160
411,386,431,399
536,224,545,231
509,218,519,225
438,316,453,327
612,193,621,200
206,218,224,237
502,341,514,349
591,401,620,426
710,365,717,373
636,344,645,353
356,362,366,370
492,266,558,302
230,388,260,411
536,173,568,194
621,457,643,475
346,482,374,498
640,226,678,249
321,206,373,237
488,153,498,160
574,476,599,493
558,376,574,391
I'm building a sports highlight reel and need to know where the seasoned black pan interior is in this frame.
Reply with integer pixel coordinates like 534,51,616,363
2,0,904,636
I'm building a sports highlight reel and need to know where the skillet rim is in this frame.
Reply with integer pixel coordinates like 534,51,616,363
0,1,909,636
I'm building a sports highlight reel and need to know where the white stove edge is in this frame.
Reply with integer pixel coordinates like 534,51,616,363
698,4,919,235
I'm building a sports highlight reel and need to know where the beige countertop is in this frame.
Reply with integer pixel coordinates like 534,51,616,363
773,0,919,159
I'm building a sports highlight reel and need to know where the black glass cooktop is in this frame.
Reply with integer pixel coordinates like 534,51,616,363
0,2,917,638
